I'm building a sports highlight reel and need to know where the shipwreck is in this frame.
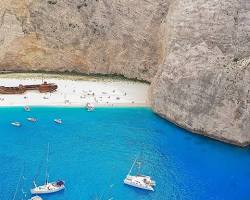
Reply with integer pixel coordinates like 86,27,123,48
0,82,58,94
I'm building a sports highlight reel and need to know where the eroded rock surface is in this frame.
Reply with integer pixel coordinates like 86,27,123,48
0,0,170,81
0,0,250,145
151,0,250,146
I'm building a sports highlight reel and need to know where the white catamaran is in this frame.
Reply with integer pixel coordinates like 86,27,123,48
124,157,156,191
30,143,65,195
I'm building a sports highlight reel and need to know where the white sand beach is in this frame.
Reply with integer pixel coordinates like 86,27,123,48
0,74,150,107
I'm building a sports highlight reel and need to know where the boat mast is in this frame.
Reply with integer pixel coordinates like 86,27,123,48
128,155,138,175
12,164,25,200
33,180,37,188
21,176,27,200
137,161,141,175
45,143,50,185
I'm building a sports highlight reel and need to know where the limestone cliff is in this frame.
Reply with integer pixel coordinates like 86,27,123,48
0,0,249,146
0,0,169,81
151,0,250,146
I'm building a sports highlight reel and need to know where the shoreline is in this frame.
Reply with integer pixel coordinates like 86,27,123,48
0,73,150,108
0,103,150,108
0,72,149,83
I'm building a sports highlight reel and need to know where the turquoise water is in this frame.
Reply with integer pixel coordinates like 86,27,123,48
1,107,250,200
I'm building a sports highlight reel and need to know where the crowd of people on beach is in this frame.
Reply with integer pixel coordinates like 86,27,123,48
0,86,137,106
0,77,148,107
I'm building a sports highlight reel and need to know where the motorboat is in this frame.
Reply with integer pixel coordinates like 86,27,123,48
54,119,62,124
11,122,21,127
31,143,65,195
86,102,95,111
30,195,43,200
27,118,37,122
124,157,156,191
24,106,31,112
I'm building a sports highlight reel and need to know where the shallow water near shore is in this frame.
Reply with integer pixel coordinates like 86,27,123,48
0,107,250,200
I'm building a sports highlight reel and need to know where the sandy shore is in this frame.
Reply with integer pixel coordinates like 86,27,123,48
0,73,150,107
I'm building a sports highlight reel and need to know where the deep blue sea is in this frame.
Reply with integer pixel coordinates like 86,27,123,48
1,107,250,200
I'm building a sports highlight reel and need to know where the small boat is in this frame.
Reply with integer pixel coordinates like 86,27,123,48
31,180,65,194
31,143,65,195
11,122,21,127
30,195,43,200
27,118,37,122
124,157,156,191
24,106,31,112
86,102,95,111
54,119,62,124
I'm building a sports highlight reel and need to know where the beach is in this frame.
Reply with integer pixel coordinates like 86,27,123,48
0,73,150,107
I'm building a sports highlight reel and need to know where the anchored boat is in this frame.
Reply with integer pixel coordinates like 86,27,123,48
54,119,62,124
30,195,43,200
31,143,65,195
31,180,65,195
27,118,37,122
124,157,156,191
11,122,21,127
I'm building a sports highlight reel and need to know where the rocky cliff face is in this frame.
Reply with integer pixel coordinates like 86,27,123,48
151,0,250,146
0,0,169,81
0,0,249,145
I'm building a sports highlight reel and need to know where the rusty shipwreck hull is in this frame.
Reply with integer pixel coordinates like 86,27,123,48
0,82,58,94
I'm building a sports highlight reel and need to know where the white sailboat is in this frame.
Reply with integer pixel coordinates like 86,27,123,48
31,143,65,195
124,157,156,191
